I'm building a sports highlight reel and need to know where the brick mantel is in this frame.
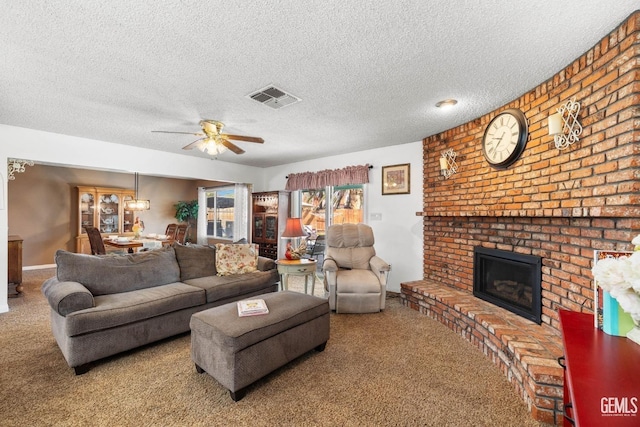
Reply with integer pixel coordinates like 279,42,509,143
402,11,640,425
416,207,640,217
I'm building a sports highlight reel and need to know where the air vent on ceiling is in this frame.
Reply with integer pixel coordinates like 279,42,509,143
247,85,301,110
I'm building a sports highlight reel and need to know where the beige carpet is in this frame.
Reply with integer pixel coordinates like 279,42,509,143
0,269,546,427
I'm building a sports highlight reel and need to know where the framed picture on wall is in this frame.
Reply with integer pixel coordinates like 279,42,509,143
382,163,410,195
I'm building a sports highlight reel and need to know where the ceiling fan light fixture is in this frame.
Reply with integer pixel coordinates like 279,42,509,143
155,119,261,156
198,137,226,155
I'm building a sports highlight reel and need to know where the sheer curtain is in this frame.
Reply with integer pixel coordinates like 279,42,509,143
233,183,249,242
196,187,207,244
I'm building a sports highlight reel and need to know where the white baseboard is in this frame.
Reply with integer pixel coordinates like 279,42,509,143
23,264,56,271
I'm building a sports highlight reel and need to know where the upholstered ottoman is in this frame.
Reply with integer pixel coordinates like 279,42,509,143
190,291,330,401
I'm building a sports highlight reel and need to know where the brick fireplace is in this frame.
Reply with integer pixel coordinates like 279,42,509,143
473,246,542,324
401,11,639,426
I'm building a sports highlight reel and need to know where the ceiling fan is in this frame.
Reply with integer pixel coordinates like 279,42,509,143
152,120,264,155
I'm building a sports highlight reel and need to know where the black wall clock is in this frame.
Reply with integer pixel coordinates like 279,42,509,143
481,108,528,169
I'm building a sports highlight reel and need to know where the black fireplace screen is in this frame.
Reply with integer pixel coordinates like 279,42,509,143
473,247,542,324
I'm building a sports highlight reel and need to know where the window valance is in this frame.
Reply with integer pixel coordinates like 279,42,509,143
285,164,372,191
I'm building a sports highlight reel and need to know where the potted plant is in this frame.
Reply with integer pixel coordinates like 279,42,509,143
174,200,198,242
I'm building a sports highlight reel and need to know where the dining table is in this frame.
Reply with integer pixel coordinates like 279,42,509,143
103,237,174,253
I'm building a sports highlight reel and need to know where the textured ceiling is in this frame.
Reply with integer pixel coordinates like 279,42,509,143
1,1,638,168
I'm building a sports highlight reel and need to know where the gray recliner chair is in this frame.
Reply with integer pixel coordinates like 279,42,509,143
322,223,390,313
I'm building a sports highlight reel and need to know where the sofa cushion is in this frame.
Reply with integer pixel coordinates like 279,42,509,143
335,269,381,293
174,243,217,280
64,282,205,336
215,243,259,276
325,223,376,270
184,269,279,303
326,246,376,270
55,247,181,296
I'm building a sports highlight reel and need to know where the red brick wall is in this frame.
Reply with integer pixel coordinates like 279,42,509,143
420,11,639,331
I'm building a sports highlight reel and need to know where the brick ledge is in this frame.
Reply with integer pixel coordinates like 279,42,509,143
400,280,565,426
415,206,640,217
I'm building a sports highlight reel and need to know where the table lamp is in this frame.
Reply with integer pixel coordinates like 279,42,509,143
281,218,307,259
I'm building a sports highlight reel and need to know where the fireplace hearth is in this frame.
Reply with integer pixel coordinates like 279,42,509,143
473,247,542,324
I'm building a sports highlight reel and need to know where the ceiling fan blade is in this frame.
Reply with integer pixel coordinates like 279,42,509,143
182,138,206,150
220,138,245,154
221,134,264,143
152,130,205,136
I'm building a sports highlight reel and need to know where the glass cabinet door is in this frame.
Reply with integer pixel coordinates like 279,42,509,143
80,192,95,234
264,215,277,242
99,193,120,234
253,214,264,241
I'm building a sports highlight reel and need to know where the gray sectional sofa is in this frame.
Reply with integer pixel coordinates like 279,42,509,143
42,244,279,374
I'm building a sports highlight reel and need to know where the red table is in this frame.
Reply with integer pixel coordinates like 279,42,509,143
560,310,640,426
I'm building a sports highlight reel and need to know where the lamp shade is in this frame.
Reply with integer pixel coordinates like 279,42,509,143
281,218,307,238
548,112,563,135
439,156,449,171
124,199,150,210
125,172,150,211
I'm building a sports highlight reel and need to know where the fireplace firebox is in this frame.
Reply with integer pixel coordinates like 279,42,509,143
473,247,542,324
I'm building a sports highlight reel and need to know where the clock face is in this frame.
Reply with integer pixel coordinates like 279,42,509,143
482,109,528,169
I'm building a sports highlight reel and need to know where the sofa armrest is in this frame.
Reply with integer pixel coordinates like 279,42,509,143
370,256,390,273
369,256,391,285
257,256,276,271
41,276,95,316
322,257,338,272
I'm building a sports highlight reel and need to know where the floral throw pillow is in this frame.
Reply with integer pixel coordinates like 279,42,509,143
215,243,259,276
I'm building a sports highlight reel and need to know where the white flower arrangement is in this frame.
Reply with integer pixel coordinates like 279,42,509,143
591,234,640,322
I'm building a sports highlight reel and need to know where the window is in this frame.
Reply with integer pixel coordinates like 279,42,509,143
331,185,364,225
299,184,365,238
300,188,326,238
197,184,250,245
205,187,235,240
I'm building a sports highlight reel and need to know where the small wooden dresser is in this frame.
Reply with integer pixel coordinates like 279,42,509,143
8,235,23,297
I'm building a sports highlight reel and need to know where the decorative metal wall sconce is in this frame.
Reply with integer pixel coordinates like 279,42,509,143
548,98,582,150
7,158,34,180
439,148,458,179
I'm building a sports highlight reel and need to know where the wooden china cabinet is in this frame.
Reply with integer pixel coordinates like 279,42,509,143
76,186,136,254
251,191,290,260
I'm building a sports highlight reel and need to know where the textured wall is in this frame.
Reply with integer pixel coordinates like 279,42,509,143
419,12,639,330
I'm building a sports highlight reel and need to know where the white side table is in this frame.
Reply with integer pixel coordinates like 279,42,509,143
276,258,317,295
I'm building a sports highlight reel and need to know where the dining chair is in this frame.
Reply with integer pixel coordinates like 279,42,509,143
165,223,178,240
84,226,106,255
304,234,326,272
174,224,189,244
